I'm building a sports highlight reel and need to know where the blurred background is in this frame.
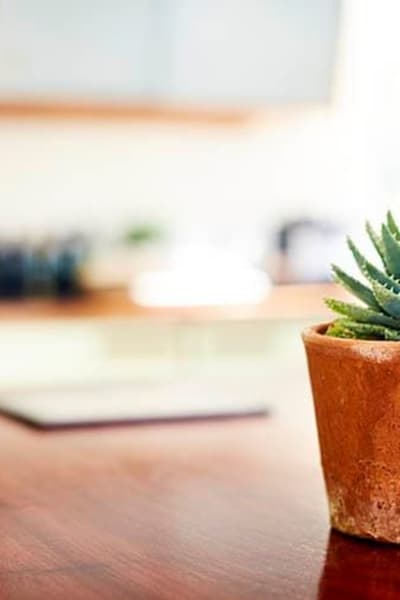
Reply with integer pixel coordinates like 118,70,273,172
0,0,397,415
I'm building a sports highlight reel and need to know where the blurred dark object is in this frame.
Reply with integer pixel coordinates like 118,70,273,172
54,235,87,297
0,245,26,298
0,235,87,299
269,218,343,284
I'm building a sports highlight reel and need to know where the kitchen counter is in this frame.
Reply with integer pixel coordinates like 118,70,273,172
0,283,346,322
0,361,395,599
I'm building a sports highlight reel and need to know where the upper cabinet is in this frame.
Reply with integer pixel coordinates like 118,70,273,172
166,0,341,107
0,0,341,109
0,0,158,101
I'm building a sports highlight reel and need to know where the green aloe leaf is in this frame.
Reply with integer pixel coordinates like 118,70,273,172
326,321,357,338
372,280,400,318
366,221,386,265
324,298,400,328
381,224,400,278
327,318,400,340
331,265,380,310
327,213,400,340
387,210,400,241
385,328,400,340
347,237,400,293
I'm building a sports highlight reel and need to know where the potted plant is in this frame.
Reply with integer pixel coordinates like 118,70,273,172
303,211,400,543
81,222,166,290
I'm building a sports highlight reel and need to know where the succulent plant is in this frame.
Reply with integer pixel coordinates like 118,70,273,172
326,211,400,340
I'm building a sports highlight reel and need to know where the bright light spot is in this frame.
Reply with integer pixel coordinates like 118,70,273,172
131,243,270,307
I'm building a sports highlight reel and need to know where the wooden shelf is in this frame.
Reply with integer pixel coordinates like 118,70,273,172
0,101,251,125
0,283,346,322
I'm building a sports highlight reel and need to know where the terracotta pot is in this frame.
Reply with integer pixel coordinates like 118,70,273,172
303,323,400,544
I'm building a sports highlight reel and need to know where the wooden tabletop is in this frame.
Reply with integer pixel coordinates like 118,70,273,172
0,283,346,322
1,367,397,599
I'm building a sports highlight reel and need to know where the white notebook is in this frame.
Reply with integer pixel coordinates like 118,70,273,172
0,380,268,428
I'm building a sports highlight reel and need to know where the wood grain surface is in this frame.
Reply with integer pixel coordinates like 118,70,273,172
1,365,398,599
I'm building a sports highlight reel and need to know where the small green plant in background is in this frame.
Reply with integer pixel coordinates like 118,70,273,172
124,223,164,246
326,211,400,340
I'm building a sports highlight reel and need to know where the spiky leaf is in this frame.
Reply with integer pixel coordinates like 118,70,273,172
381,224,400,278
325,298,400,328
372,280,400,318
347,237,400,293
327,318,400,340
326,320,356,338
387,211,400,241
366,221,385,265
331,265,380,310
325,212,400,340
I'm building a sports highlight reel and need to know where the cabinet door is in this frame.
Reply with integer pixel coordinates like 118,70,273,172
0,0,159,102
165,0,341,107
0,0,340,108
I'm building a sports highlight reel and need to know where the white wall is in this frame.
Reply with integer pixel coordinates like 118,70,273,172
0,106,369,245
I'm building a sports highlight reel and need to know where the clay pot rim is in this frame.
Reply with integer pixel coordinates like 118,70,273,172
302,322,400,349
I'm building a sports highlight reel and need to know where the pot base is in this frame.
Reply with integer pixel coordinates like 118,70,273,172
330,520,400,545
329,498,400,545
